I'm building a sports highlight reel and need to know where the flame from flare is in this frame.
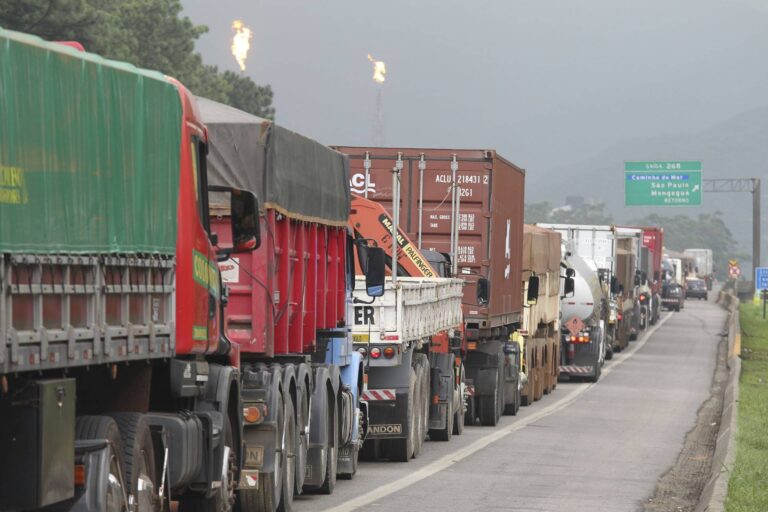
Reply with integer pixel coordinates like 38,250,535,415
367,54,386,84
231,20,253,71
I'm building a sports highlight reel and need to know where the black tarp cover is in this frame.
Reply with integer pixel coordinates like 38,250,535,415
197,97,349,227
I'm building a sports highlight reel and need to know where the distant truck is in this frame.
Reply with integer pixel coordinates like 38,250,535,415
661,256,685,311
537,224,640,358
683,248,714,290
519,225,565,403
641,227,664,325
336,147,528,427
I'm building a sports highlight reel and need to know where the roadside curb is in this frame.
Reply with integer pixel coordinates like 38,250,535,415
696,292,741,512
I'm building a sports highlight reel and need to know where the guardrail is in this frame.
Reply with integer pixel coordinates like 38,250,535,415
695,288,741,512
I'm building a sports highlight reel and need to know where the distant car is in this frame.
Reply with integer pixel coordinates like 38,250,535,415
686,278,708,300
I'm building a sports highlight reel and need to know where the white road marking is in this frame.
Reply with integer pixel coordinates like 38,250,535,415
323,312,674,512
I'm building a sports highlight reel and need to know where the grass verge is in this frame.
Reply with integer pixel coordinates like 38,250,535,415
725,303,768,511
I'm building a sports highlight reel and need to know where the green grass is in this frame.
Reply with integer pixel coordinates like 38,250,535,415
725,303,768,512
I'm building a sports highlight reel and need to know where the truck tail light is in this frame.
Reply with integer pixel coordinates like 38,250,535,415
432,393,440,405
74,464,86,486
370,347,382,359
617,312,623,321
243,404,266,424
357,347,368,358
383,346,396,359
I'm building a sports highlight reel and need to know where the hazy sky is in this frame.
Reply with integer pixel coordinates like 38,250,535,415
182,0,768,180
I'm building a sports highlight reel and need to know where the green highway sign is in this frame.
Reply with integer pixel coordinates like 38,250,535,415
624,161,702,206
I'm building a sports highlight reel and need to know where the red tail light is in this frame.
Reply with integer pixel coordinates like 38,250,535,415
640,294,646,301
370,347,382,359
618,312,623,321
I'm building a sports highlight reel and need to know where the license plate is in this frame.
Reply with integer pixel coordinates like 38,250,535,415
352,334,370,343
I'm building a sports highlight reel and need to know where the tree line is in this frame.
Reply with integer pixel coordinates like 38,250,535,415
0,0,274,119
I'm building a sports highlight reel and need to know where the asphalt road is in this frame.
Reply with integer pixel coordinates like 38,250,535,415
296,296,726,512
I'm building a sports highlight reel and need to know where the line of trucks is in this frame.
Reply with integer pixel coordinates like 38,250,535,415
0,28,690,512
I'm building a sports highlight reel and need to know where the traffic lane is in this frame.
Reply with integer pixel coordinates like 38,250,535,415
295,300,724,512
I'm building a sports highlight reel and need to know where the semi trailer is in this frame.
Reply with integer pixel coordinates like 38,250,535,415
0,29,262,511
348,195,468,456
199,97,384,508
683,248,714,290
336,147,526,427
519,225,565,404
640,227,664,325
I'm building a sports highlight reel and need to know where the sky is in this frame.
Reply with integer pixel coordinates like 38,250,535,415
182,0,768,253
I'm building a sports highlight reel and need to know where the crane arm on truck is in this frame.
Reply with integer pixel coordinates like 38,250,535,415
349,195,440,278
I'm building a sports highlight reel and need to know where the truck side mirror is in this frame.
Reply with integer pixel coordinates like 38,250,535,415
610,276,619,295
477,277,490,305
365,247,386,297
209,186,261,261
566,268,575,278
231,189,260,251
634,272,641,286
564,276,575,297
526,275,539,306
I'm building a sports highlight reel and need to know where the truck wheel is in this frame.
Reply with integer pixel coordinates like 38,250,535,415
412,354,428,458
294,383,309,494
109,413,158,511
503,382,520,416
429,391,453,442
385,368,416,462
589,363,601,383
179,413,237,512
318,393,338,494
240,392,284,512
478,372,500,427
75,416,128,512
278,397,297,509
453,364,466,435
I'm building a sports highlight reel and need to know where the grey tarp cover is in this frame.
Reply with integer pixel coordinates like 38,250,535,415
197,97,349,227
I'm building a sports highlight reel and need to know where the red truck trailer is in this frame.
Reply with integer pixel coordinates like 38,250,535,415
200,98,384,508
335,147,526,427
641,227,664,325
0,28,259,511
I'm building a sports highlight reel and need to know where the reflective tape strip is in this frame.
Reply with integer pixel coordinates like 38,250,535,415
362,389,397,401
559,365,594,374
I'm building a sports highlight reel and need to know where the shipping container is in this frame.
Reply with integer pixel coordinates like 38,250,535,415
336,146,526,427
336,147,525,331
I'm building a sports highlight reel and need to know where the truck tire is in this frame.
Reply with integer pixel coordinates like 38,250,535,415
294,381,310,494
453,364,466,436
385,368,416,462
503,382,520,416
75,416,128,512
429,391,453,442
478,370,500,427
109,413,158,511
412,353,429,458
179,413,237,512
240,392,285,512
279,398,296,509
318,393,338,495
589,362,601,383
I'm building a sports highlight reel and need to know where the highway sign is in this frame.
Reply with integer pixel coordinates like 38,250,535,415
755,267,768,290
624,161,702,206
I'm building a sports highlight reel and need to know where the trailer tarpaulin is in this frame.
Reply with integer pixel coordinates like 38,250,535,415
0,28,182,254
197,97,349,227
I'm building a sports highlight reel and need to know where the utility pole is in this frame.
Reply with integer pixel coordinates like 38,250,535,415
703,178,761,292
